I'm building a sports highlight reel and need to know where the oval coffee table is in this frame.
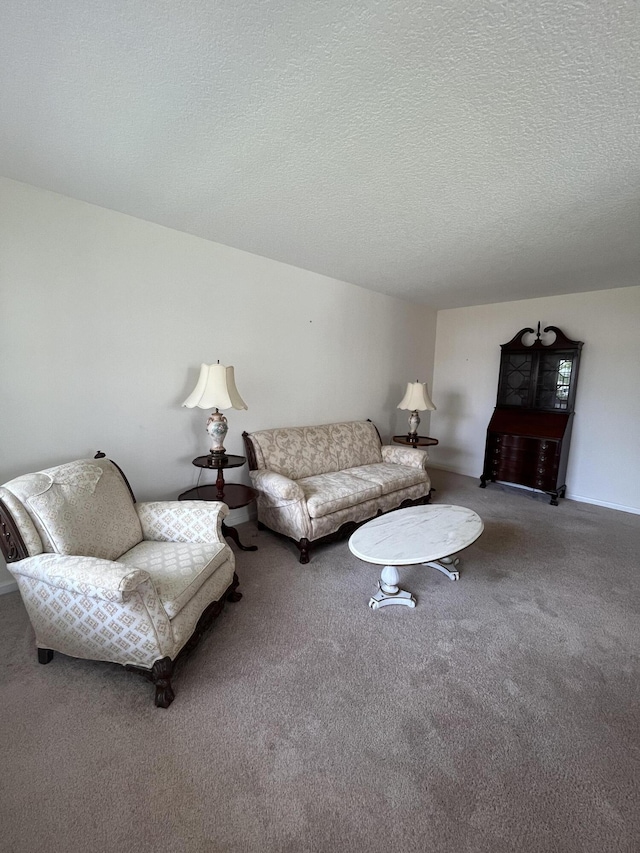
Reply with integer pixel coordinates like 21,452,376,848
349,505,484,609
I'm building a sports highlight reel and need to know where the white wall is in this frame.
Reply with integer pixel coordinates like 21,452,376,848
0,178,437,589
430,287,640,513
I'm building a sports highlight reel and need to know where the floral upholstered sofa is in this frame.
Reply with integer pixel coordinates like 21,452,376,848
242,421,431,563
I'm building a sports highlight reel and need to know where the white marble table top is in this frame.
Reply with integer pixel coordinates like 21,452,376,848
348,504,484,566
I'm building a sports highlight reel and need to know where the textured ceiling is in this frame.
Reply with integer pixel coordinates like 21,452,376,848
1,1,639,308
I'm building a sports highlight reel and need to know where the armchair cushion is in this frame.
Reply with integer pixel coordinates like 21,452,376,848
3,459,142,560
118,541,229,619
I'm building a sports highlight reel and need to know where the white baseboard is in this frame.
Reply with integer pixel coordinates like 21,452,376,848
428,464,640,516
226,505,254,526
427,462,473,475
568,495,640,515
0,578,18,596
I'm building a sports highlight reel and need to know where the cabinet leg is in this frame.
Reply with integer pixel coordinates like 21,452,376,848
549,486,566,506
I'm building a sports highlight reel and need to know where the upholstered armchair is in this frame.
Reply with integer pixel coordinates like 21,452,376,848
0,454,240,707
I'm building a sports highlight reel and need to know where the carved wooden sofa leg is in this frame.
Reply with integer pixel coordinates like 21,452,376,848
38,648,54,664
297,538,311,564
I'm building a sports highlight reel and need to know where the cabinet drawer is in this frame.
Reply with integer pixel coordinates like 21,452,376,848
494,447,541,464
489,435,560,461
498,435,543,455
492,453,537,482
536,442,560,466
484,428,565,493
492,462,559,491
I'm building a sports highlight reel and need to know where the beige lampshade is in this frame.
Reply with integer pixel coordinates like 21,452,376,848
397,381,436,412
182,363,248,411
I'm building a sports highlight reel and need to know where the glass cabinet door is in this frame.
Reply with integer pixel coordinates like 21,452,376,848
497,353,533,407
534,352,575,410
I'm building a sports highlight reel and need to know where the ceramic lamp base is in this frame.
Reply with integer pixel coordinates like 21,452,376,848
206,409,228,457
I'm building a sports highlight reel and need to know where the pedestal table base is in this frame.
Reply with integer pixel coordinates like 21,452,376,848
422,556,460,581
368,565,416,609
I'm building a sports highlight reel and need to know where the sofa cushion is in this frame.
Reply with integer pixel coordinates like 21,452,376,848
345,463,429,496
3,459,143,561
296,472,382,519
247,425,339,479
329,422,383,470
246,421,382,480
118,540,229,619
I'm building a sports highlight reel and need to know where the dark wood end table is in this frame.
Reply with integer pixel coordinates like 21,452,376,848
178,455,258,552
392,435,439,449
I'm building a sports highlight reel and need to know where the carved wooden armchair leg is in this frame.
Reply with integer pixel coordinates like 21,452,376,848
125,656,175,708
126,573,242,707
38,648,54,664
150,657,175,709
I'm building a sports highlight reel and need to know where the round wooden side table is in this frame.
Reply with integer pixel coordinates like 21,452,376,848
392,435,439,448
178,454,258,552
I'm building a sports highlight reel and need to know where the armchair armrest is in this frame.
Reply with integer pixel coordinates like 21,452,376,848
381,445,429,470
10,553,150,603
250,470,305,507
136,501,229,544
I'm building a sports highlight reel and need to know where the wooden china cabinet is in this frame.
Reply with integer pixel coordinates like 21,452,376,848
480,324,583,505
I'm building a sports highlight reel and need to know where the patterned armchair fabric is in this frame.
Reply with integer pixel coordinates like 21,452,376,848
244,421,431,562
2,459,143,559
0,458,239,707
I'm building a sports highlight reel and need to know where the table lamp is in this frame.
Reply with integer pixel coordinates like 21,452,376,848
183,363,247,461
397,381,436,441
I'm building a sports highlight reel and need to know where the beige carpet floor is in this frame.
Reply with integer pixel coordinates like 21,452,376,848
1,470,639,853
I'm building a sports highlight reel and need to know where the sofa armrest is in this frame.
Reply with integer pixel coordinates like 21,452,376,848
9,553,150,603
381,445,429,470
250,470,305,507
136,501,228,543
